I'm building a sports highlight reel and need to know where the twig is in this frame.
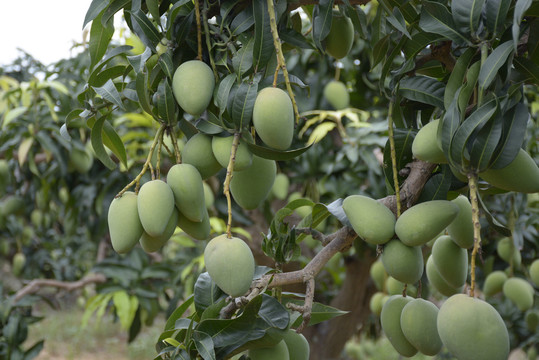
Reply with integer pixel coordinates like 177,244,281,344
387,101,402,217
286,278,315,332
295,228,326,244
194,0,203,61
169,127,182,164
223,133,241,238
468,173,481,297
202,1,218,80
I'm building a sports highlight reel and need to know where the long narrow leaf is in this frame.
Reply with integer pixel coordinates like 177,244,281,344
478,41,514,92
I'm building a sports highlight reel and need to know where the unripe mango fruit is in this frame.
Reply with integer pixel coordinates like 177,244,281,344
496,237,521,268
271,173,290,200
137,180,175,237
400,298,443,356
369,260,387,291
69,147,94,173
182,133,222,179
395,200,459,246
253,87,294,150
211,136,253,171
178,208,210,240
230,155,276,210
167,164,205,222
249,339,290,360
323,80,349,110
412,119,447,164
530,259,539,287
325,11,354,59
140,208,178,253
282,329,309,360
369,292,387,316
343,195,396,245
203,182,214,209
525,309,539,331
108,191,144,254
480,148,539,193
381,240,424,285
12,252,26,276
172,60,214,116
385,277,417,297
426,256,463,297
437,294,509,360
482,270,508,297
502,277,534,311
204,234,255,297
431,235,468,288
380,295,418,357
446,195,474,248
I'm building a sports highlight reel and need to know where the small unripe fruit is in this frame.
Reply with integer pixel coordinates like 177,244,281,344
437,294,509,360
385,277,417,297
369,260,387,291
178,208,210,240
431,235,468,288
69,147,93,173
182,133,222,179
137,180,175,237
140,208,178,253
530,259,539,287
211,136,253,171
446,195,474,248
395,200,459,247
380,295,418,357
412,119,447,164
343,195,396,245
502,277,534,311
249,340,290,360
12,252,26,276
167,164,206,222
525,309,539,331
271,173,290,200
496,237,521,268
204,234,255,297
203,182,214,209
480,148,539,193
172,60,215,116
108,192,144,254
381,240,424,285
369,292,387,316
325,11,354,59
323,80,349,110
482,270,508,297
230,155,276,210
426,256,463,297
400,299,443,356
253,87,294,150
282,329,309,360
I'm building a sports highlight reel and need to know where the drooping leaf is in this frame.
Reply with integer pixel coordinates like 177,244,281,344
230,5,255,35
129,9,161,51
287,300,348,327
245,141,312,161
458,61,481,114
417,166,452,202
93,79,125,109
194,272,226,316
444,48,475,110
513,56,539,85
136,71,152,114
230,80,258,129
345,5,368,39
193,331,217,360
399,76,445,109
312,0,335,51
102,120,128,168
512,0,533,50
485,0,511,37
383,128,417,191
102,0,131,26
88,65,130,87
469,112,503,171
478,41,514,92
164,295,194,331
232,38,255,76
215,74,236,116
419,1,471,45
451,0,485,36
477,192,511,236
89,11,115,69
386,7,411,39
127,47,152,74
252,0,275,71
90,116,117,170
155,79,176,125
83,0,110,29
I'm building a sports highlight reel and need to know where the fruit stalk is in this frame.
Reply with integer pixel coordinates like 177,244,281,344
267,0,300,122
387,102,402,217
169,128,182,163
223,132,241,238
194,0,203,60
468,172,481,297
202,2,218,80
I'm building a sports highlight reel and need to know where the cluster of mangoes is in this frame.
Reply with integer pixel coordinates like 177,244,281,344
241,329,309,360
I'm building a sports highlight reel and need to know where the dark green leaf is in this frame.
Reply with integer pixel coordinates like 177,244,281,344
280,28,313,49
252,0,274,72
93,79,125,109
215,74,236,116
194,272,226,315
230,81,258,128
146,0,160,20
193,331,216,360
103,0,131,26
312,0,334,51
513,0,533,50
419,1,470,45
83,0,110,29
417,166,452,202
287,300,348,327
386,7,411,39
136,71,152,114
477,192,511,236
371,34,391,68
230,6,254,34
35,131,67,174
478,41,514,92
345,5,367,39
485,0,511,37
245,141,312,161
88,65,129,87
89,11,115,69
440,91,461,157
257,294,289,330
451,0,485,36
458,61,481,114
164,295,194,331
127,47,152,74
513,56,539,85
383,128,416,191
102,120,128,168
402,32,444,59
156,79,176,124
24,339,44,359
130,9,161,51
232,39,254,76
399,76,445,109
444,48,475,110
382,0,418,23
90,116,117,170
469,113,503,171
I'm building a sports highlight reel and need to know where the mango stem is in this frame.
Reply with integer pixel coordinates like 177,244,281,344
388,102,402,217
224,133,241,238
194,0,203,61
468,172,481,297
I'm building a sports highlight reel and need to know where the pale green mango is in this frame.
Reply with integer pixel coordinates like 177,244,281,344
412,119,447,164
395,200,459,246
282,329,309,360
249,340,290,360
480,149,539,193
343,195,396,245
203,182,214,209
530,259,539,287
400,298,443,356
69,147,93,173
525,309,539,331
446,195,474,248
253,87,294,150
426,256,463,297
381,240,424,285
140,208,178,253
167,163,205,222
483,270,508,297
178,208,210,240
108,191,144,254
325,11,354,59
271,173,290,200
385,276,417,297
182,133,222,179
230,155,276,210
211,135,253,171
323,80,349,110
380,295,418,357
369,292,387,317
172,60,215,116
137,180,175,237
437,294,509,360
502,277,534,311
496,237,521,268
204,234,255,297
432,235,468,288
369,260,387,291
12,252,26,276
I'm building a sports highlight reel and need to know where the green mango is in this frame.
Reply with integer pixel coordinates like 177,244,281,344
253,87,294,150
480,149,539,193
108,191,144,254
282,329,309,360
343,194,396,245
325,11,354,59
400,298,443,356
12,252,26,276
167,163,205,222
446,195,474,248
530,259,539,287
69,147,93,173
231,155,276,210
502,277,534,311
323,80,349,110
482,271,508,297
496,237,521,268
431,235,468,288
380,295,418,357
426,256,463,297
140,208,178,253
0,196,25,217
271,173,290,200
30,209,43,228
369,259,387,291
172,60,215,116
137,180,175,237
369,292,387,317
182,133,222,179
395,200,459,246
437,294,509,360
249,340,290,360
204,234,255,297
385,276,417,297
211,136,253,171
0,159,10,196
381,240,424,285
525,309,539,332
178,208,210,240
203,182,214,209
411,119,447,164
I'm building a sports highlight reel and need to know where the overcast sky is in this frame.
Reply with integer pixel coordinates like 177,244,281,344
0,0,94,66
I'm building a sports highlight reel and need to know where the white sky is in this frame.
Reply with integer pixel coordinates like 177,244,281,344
0,0,94,66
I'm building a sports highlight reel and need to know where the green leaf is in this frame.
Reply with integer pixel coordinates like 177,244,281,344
245,141,312,161
402,32,444,59
257,294,289,330
194,272,226,316
419,1,470,45
129,9,161,51
88,65,129,87
158,52,175,79
451,0,485,36
477,192,511,236
444,48,475,110
2,106,27,129
312,0,335,51
83,0,110,29
478,41,514,92
417,166,452,202
288,300,348,327
232,38,254,76
513,0,533,50
113,290,139,330
458,61,481,114
386,7,411,39
513,56,539,85
230,6,255,35
193,331,216,360
102,120,128,167
371,34,391,69
253,0,275,71
440,91,462,157
135,72,152,114
345,5,368,39
469,113,503,171
93,79,125,109
127,47,152,74
89,11,115,69
164,295,194,331
485,0,511,37
35,130,67,174
399,76,445,109
90,116,117,170
383,128,416,191
230,80,258,129
146,0,160,21
215,74,236,116
155,79,176,125
103,0,131,26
